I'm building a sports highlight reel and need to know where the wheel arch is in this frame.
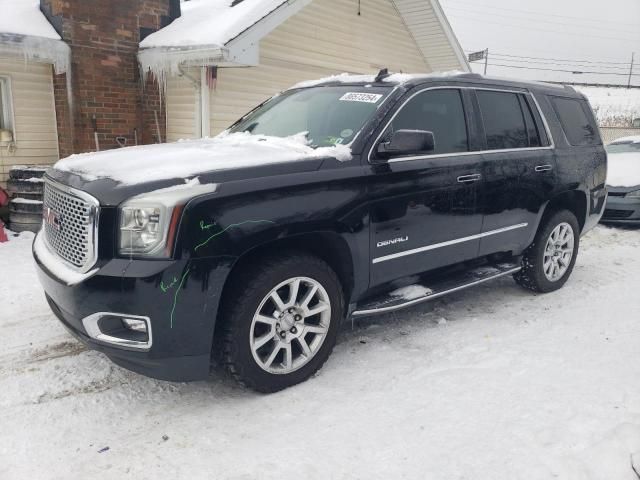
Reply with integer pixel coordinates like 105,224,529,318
541,189,588,233
213,231,356,336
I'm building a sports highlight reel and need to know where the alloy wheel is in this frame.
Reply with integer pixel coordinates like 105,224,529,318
250,277,331,374
543,222,575,282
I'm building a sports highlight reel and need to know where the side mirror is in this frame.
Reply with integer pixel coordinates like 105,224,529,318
377,129,435,160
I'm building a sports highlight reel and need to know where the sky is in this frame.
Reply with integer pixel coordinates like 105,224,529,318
439,0,640,87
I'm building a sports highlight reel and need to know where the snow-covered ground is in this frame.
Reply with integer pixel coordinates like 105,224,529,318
1,226,640,479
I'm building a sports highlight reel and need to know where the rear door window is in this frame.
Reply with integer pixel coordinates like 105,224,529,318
385,88,469,155
476,90,530,150
550,97,599,146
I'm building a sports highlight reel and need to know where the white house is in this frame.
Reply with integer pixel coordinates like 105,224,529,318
0,0,68,186
139,0,470,141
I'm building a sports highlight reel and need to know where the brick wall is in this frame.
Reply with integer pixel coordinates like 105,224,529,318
41,0,176,155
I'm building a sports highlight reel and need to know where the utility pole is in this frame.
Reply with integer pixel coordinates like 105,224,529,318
628,52,635,88
484,48,489,75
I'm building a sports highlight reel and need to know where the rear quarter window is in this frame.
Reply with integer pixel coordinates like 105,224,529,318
550,97,600,146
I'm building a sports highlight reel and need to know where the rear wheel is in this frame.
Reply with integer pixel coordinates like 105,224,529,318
218,253,343,392
514,210,580,293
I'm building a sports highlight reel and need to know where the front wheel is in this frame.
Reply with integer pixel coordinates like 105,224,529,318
514,210,580,293
217,253,343,392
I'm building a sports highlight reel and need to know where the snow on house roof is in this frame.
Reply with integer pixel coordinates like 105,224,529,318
575,86,640,127
138,0,310,86
0,0,69,73
140,0,288,50
138,0,469,87
0,0,60,39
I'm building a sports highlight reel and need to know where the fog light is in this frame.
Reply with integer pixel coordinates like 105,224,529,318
122,317,148,333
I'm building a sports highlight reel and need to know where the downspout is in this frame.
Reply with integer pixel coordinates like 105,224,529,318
199,67,210,138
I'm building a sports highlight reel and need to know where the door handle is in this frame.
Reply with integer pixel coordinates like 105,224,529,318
457,173,482,183
535,164,553,172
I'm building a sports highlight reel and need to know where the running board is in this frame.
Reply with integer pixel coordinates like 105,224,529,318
352,263,522,317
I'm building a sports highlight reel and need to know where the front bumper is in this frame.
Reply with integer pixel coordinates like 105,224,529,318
33,232,234,382
601,193,640,225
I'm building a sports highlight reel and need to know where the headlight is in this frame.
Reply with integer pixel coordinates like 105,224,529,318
118,181,218,258
626,189,640,198
119,204,168,255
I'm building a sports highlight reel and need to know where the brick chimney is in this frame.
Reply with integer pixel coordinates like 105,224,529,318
40,0,180,157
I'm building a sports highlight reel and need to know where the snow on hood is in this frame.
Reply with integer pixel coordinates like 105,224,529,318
140,0,287,49
607,152,640,188
52,132,352,186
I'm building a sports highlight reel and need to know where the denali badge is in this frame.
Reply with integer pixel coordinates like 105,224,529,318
43,207,62,231
377,236,408,248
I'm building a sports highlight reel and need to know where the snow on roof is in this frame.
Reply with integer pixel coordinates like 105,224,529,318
140,0,287,50
138,0,309,88
610,135,640,144
53,132,352,185
0,0,61,39
575,86,640,127
289,71,466,89
0,0,69,73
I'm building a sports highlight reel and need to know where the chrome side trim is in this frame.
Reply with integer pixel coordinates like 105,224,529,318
372,223,528,264
367,85,555,164
352,266,522,316
82,312,152,351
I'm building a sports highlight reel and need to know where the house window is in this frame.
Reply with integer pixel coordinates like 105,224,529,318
0,76,14,137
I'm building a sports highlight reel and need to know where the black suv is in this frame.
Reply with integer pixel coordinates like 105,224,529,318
34,72,607,392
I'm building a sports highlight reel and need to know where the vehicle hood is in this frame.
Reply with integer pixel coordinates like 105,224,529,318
46,132,352,205
606,152,640,189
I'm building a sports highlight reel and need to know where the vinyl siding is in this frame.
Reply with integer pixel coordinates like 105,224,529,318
0,57,59,186
165,69,200,142
165,0,435,139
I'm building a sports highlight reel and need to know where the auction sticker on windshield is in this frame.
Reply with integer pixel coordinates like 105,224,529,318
339,92,383,103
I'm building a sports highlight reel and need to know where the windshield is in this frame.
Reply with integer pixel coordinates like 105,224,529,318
230,86,392,147
606,142,640,154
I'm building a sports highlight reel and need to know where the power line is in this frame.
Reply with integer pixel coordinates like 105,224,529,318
485,63,640,76
480,52,633,66
481,56,632,71
443,0,640,29
448,13,639,43
444,4,640,37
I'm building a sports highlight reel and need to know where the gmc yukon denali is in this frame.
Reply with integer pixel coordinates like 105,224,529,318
33,72,607,392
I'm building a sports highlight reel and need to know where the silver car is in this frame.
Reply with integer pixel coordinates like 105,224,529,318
601,136,640,225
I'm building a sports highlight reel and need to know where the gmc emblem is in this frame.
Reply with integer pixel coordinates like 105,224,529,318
43,207,62,231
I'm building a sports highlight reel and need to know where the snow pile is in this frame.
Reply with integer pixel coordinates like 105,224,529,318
291,71,465,89
0,0,70,73
576,86,640,127
53,132,352,185
390,284,433,300
606,152,640,187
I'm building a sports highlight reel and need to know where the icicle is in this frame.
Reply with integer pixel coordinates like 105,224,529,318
0,33,70,74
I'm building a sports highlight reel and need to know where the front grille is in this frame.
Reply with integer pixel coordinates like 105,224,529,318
603,209,633,219
43,179,99,271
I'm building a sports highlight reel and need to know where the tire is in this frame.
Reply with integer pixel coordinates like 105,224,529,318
514,209,580,293
9,166,48,181
9,211,42,225
7,178,44,196
217,253,344,393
